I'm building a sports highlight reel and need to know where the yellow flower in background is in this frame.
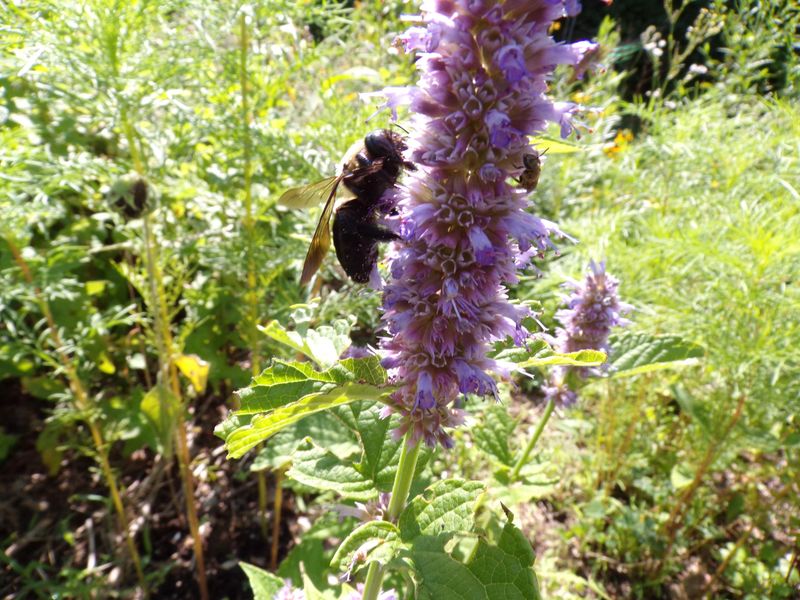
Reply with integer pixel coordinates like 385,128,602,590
603,129,634,158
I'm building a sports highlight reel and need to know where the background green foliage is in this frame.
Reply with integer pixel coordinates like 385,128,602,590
2,0,799,598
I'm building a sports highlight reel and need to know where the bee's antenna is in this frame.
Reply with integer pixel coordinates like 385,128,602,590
391,122,410,135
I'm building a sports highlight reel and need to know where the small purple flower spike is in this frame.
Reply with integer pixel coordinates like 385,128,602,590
377,1,597,446
547,260,633,406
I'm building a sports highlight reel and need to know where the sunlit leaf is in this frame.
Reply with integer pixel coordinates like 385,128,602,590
399,480,484,540
224,383,385,458
515,349,606,369
239,561,285,600
330,520,401,574
609,332,703,378
530,134,583,154
175,354,210,393
140,384,179,455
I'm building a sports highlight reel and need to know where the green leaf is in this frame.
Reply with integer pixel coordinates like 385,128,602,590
339,355,387,386
409,516,541,600
278,512,351,590
235,358,386,415
351,404,403,490
279,403,425,497
287,439,377,500
670,463,694,490
140,384,179,455
515,349,606,369
399,480,484,541
239,561,285,600
260,320,313,360
175,353,210,394
259,319,356,369
330,520,401,574
472,405,515,468
224,383,384,458
305,321,354,369
252,412,359,472
609,332,703,378
529,134,583,154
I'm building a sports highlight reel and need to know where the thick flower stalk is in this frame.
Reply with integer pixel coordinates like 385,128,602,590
379,0,597,447
545,260,632,405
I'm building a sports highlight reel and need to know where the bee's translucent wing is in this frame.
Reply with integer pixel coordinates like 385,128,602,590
300,176,342,285
279,176,341,209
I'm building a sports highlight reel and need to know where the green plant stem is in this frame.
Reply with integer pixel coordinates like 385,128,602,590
362,433,422,600
238,13,274,557
510,398,556,482
5,237,147,594
270,468,285,570
141,216,210,600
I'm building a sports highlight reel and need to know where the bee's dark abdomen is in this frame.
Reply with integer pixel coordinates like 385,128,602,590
333,201,398,283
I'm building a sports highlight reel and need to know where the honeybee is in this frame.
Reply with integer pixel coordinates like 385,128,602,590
279,129,415,285
517,149,547,192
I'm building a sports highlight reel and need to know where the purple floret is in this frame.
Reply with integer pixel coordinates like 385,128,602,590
378,1,597,446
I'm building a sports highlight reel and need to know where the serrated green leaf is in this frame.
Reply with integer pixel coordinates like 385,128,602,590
609,332,703,378
399,480,484,541
330,520,401,573
473,405,516,467
259,320,313,360
260,319,355,369
412,535,486,599
235,358,387,415
214,412,250,442
239,561,285,600
280,403,426,497
516,349,606,369
224,383,384,458
340,355,387,386
490,339,549,363
305,320,353,369
410,520,540,600
252,412,359,472
471,522,539,598
287,439,377,500
353,404,401,488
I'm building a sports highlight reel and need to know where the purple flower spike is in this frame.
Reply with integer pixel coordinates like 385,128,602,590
546,260,633,406
553,260,632,357
378,1,595,447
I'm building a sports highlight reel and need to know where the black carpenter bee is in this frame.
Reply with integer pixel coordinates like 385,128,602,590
517,149,547,192
279,129,415,285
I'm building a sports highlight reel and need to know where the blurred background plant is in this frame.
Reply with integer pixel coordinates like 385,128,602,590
1,0,798,597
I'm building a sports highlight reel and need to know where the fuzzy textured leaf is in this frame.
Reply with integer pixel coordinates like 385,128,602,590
399,480,484,541
609,332,703,378
239,561,285,599
410,520,540,600
472,405,516,468
330,520,401,573
224,383,383,458
286,439,377,500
